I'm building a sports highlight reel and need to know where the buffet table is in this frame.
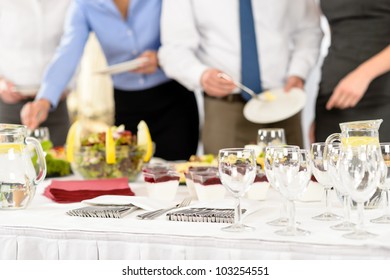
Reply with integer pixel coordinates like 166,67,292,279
1,175,390,260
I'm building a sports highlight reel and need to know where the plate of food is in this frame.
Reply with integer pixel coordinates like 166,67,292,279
13,85,40,96
243,88,306,124
95,57,149,75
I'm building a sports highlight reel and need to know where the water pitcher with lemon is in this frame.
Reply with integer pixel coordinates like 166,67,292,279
325,119,382,147
0,124,46,209
325,119,383,208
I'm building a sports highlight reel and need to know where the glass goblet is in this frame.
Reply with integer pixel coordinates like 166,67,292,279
327,143,355,231
340,144,382,240
310,142,341,221
218,148,256,232
264,145,300,227
272,148,311,236
30,127,50,142
371,142,390,224
257,128,286,154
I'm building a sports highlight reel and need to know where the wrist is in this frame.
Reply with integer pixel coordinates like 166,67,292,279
37,98,52,111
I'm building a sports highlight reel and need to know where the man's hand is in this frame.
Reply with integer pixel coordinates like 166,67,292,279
131,50,159,74
20,99,51,130
0,78,27,104
284,76,304,92
200,69,236,97
326,69,370,110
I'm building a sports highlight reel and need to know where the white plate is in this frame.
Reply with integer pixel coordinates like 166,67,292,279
95,57,148,75
243,88,306,124
13,85,40,96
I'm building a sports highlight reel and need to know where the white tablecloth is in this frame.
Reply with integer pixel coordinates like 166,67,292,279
1,176,390,260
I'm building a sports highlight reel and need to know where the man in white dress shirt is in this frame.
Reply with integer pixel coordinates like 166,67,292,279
0,0,72,146
159,0,323,153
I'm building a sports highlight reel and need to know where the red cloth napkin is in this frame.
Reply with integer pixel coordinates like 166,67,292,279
44,177,134,203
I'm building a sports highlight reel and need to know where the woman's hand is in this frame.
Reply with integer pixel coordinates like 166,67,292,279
326,69,371,110
20,99,51,130
131,50,159,74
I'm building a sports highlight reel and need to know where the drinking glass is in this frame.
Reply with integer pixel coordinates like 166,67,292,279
371,143,390,224
264,145,300,226
218,148,256,232
30,127,50,142
327,143,355,231
310,142,341,221
272,148,312,236
257,128,286,154
339,144,383,239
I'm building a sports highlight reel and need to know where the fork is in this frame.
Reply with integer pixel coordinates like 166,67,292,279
137,197,192,220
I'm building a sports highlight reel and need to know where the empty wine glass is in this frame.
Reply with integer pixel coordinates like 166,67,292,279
371,143,390,224
340,144,383,239
272,148,312,236
257,128,286,154
310,142,341,221
218,148,256,232
264,145,300,227
327,142,355,231
29,127,50,143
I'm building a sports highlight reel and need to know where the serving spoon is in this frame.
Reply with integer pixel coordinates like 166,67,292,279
217,73,272,102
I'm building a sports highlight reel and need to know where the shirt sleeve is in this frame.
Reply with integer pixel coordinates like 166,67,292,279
158,0,208,91
36,0,90,108
286,0,324,80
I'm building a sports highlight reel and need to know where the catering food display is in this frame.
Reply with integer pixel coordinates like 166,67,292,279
71,126,145,182
142,163,180,201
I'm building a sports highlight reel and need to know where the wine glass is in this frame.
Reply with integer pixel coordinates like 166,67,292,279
218,148,256,232
327,143,355,231
257,128,286,154
265,145,300,226
371,143,390,224
339,144,383,239
310,142,341,221
272,148,312,236
30,127,50,142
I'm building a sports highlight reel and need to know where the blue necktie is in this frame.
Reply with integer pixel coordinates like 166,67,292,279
240,0,262,101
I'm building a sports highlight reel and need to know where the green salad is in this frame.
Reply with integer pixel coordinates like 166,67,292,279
72,126,145,181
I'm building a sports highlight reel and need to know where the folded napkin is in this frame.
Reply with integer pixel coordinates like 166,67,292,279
44,178,134,203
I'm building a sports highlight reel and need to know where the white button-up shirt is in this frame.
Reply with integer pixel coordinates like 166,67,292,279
0,0,71,88
159,0,324,91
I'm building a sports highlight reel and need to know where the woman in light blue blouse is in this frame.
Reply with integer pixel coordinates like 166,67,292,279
21,0,199,160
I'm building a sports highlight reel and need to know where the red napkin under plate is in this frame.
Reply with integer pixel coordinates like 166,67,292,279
44,177,134,203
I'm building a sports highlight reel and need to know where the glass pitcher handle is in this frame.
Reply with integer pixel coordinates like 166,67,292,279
324,133,341,161
26,136,47,185
325,133,341,145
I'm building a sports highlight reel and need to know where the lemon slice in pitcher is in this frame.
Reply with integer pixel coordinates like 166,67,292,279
341,136,379,147
105,127,116,164
0,143,25,154
137,120,153,162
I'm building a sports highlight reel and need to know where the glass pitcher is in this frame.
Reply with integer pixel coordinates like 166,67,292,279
0,124,46,209
325,119,382,147
325,119,383,209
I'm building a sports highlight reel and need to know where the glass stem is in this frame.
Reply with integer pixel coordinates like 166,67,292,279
357,202,365,232
343,195,351,223
384,189,390,216
288,200,296,231
281,196,288,218
234,197,241,225
325,187,332,213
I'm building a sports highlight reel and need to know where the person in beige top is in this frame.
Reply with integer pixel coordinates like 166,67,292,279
0,0,72,146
